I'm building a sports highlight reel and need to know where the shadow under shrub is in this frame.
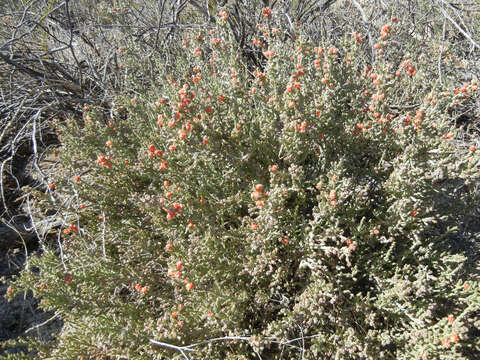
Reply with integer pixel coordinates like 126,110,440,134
5,8,480,360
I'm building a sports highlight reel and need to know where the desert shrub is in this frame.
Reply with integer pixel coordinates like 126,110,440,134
4,6,480,360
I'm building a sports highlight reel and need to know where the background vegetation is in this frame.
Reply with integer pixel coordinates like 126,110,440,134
1,0,479,359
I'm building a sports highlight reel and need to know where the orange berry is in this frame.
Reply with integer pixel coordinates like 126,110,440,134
65,275,72,283
186,282,194,291
449,333,459,344
255,184,263,192
448,315,455,323
251,223,258,230
173,203,183,211
166,211,176,221
106,140,113,147
470,145,477,152
74,176,80,182
262,7,271,17
443,132,454,139
372,229,380,236
176,261,183,271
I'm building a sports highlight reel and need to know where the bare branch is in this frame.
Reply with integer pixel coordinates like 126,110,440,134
436,0,480,49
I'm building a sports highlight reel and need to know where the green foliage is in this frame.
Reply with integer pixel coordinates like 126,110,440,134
4,6,480,360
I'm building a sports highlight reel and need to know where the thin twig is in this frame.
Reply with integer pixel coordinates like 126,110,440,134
438,19,446,86
25,194,45,251
101,211,106,259
150,332,325,358
436,0,480,49
24,313,61,334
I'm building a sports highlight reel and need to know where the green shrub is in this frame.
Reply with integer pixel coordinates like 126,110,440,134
6,7,480,360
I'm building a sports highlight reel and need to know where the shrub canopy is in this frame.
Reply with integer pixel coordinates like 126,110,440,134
5,6,480,360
